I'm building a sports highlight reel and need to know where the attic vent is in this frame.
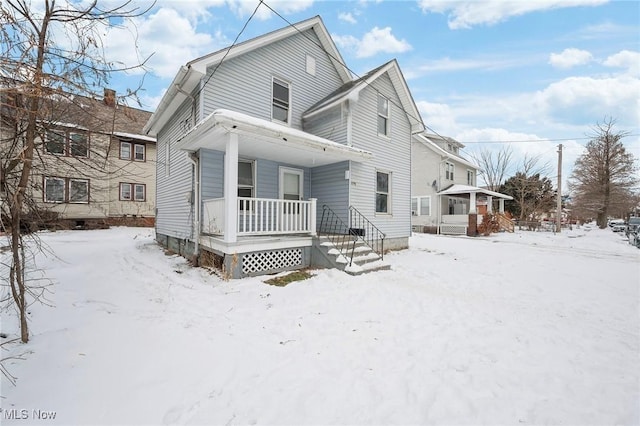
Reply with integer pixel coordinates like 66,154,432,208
306,54,316,76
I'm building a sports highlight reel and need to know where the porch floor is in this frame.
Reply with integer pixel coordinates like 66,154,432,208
199,233,314,255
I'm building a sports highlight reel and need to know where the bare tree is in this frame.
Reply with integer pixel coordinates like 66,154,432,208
471,145,513,192
568,118,638,228
500,154,553,221
0,0,152,343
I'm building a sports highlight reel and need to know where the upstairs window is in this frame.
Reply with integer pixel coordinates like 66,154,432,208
45,130,89,157
272,77,290,124
120,141,145,161
377,95,389,136
445,162,455,181
467,170,474,186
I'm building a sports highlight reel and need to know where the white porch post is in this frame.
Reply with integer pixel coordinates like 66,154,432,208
499,199,505,214
469,192,477,214
309,198,317,236
487,196,493,214
224,133,239,243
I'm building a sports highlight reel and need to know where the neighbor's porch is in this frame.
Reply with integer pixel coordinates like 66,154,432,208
438,185,513,235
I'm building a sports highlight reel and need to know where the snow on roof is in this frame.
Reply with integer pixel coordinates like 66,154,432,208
438,184,513,200
113,131,156,143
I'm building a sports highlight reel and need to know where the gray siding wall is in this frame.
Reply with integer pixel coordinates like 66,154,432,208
310,161,350,226
201,29,344,130
200,148,224,200
411,140,440,226
302,104,348,145
349,73,412,241
155,97,198,239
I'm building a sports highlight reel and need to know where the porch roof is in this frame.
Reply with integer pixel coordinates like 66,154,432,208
438,184,514,200
175,109,374,167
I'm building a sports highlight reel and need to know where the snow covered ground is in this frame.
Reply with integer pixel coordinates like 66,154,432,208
1,225,638,425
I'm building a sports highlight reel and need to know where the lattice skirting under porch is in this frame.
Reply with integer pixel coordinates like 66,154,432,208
242,249,303,275
439,224,468,235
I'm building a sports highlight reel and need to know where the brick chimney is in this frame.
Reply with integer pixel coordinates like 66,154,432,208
104,88,116,107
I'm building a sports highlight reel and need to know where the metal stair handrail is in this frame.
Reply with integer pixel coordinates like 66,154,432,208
319,205,358,266
349,206,386,260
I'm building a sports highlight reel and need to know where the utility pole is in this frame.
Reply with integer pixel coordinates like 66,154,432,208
556,144,563,233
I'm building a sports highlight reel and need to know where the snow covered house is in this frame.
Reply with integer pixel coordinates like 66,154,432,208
0,85,156,228
411,133,513,235
143,16,424,278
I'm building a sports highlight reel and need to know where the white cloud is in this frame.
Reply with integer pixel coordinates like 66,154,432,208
533,75,640,124
104,7,229,79
338,12,357,24
418,0,608,29
333,27,411,59
603,50,640,75
549,48,593,69
416,101,458,136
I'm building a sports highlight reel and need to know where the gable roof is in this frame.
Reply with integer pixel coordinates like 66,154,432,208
438,184,513,200
413,133,477,169
303,59,424,133
144,16,351,136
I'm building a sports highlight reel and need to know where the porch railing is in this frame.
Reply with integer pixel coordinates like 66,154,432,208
202,197,316,236
349,206,385,260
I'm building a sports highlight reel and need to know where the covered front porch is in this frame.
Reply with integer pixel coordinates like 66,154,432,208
437,184,514,235
174,109,372,277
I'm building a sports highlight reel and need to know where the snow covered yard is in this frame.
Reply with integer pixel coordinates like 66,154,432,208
1,225,638,425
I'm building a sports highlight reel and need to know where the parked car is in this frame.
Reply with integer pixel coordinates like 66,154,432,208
625,217,640,237
608,219,626,232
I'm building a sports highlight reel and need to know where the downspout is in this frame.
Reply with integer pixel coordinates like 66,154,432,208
187,152,200,260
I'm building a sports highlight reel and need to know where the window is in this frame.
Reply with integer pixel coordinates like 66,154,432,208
120,141,145,161
134,144,145,161
120,142,131,159
467,170,474,186
45,131,65,155
377,95,389,136
44,177,89,203
272,77,290,124
376,171,390,214
69,179,89,203
120,182,132,200
45,130,89,157
120,183,146,202
69,133,88,157
445,162,455,180
412,196,431,216
238,160,254,210
44,177,65,202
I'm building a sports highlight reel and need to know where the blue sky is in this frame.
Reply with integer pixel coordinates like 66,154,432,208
103,0,639,187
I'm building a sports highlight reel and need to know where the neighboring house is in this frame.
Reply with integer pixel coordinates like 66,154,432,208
411,133,513,235
144,16,424,278
1,85,156,228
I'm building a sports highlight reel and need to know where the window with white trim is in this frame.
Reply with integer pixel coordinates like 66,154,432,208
376,171,391,214
272,77,290,124
377,94,389,136
411,196,431,216
44,177,89,203
445,162,455,180
467,169,474,186
238,160,255,210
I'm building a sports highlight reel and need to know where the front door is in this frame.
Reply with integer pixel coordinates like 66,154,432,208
279,167,304,231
